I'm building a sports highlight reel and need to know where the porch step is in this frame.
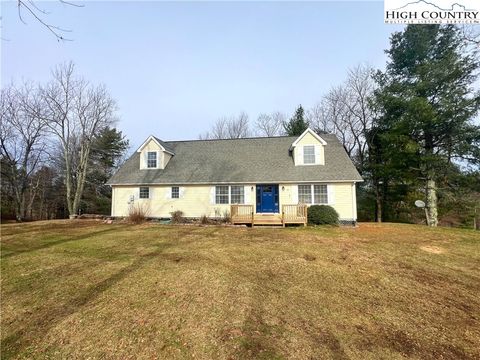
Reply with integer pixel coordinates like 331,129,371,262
230,204,307,227
253,215,282,226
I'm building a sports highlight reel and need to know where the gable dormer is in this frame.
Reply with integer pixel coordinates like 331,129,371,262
290,128,327,166
137,135,175,170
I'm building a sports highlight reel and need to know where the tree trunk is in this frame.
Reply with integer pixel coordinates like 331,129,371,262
374,180,382,223
63,146,75,217
425,177,438,227
72,143,91,217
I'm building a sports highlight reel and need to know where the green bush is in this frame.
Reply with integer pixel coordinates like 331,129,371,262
307,205,339,226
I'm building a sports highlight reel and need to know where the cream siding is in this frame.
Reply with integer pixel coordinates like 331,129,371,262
112,184,255,218
277,182,356,221
163,153,172,168
139,139,172,169
112,182,357,221
293,132,325,166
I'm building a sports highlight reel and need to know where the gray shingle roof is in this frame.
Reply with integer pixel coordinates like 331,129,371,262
107,134,363,185
152,136,175,154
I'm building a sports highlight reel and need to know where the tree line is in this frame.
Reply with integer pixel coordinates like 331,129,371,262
2,25,478,227
199,25,480,228
1,62,129,221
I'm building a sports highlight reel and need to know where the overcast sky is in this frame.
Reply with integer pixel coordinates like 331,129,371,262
2,1,402,149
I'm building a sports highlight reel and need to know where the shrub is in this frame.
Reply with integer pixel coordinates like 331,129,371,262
307,205,339,226
128,203,149,224
170,210,185,224
222,210,231,224
200,214,211,225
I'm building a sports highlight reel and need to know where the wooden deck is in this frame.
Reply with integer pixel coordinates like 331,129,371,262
231,204,307,227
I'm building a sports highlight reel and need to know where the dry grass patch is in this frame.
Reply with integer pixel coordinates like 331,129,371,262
420,245,445,254
1,221,479,359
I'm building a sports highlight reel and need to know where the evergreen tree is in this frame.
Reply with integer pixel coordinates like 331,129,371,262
82,127,129,214
373,25,480,226
284,105,309,136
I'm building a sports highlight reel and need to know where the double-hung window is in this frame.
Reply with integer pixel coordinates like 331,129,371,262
171,186,179,199
215,185,245,204
298,185,312,204
298,184,328,204
139,187,150,199
230,186,244,204
215,186,229,204
303,146,315,164
313,185,328,204
147,152,157,168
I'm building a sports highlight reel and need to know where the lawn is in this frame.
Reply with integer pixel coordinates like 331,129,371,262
1,221,479,359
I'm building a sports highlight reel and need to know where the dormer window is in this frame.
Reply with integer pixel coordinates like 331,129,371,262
137,136,175,170
303,146,315,164
147,152,157,168
290,128,327,166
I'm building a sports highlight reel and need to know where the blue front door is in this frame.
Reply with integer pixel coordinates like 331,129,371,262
256,185,279,213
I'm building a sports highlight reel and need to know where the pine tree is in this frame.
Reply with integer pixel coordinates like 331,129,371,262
373,25,480,226
82,127,129,214
283,105,309,136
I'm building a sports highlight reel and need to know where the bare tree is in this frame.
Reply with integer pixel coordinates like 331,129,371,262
15,0,83,41
0,82,48,221
312,64,375,172
313,64,381,220
459,25,480,46
227,112,249,138
199,117,227,140
255,111,286,136
306,102,331,134
40,62,116,218
199,112,250,139
321,85,359,157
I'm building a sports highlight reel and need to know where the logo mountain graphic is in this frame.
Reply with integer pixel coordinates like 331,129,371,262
393,0,475,11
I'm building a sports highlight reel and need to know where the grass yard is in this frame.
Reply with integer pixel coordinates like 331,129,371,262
1,221,479,359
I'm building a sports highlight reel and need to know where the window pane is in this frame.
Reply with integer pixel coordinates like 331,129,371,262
298,185,312,204
231,186,244,204
147,152,157,168
171,186,179,199
215,186,229,204
139,187,150,199
314,185,328,204
303,146,315,164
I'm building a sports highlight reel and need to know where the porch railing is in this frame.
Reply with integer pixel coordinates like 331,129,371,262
231,204,307,226
282,204,308,226
231,204,254,224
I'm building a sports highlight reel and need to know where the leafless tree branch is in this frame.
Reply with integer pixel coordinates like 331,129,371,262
16,0,83,41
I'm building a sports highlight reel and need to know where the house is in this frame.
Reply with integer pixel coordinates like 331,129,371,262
107,128,363,225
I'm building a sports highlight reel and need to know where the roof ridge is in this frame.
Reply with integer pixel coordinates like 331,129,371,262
163,133,336,144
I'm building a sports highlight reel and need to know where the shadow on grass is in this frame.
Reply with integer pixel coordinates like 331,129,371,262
209,255,349,360
1,229,197,358
1,227,126,259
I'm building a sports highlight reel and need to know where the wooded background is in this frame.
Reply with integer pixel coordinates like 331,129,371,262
1,25,479,228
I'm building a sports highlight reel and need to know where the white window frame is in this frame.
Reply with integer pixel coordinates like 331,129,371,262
303,145,315,164
215,186,229,204
313,184,328,204
230,186,244,204
215,185,245,204
298,185,312,204
298,184,328,205
171,186,179,199
147,151,157,168
139,187,150,199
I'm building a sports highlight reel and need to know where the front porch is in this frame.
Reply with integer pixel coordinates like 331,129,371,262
231,204,307,227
